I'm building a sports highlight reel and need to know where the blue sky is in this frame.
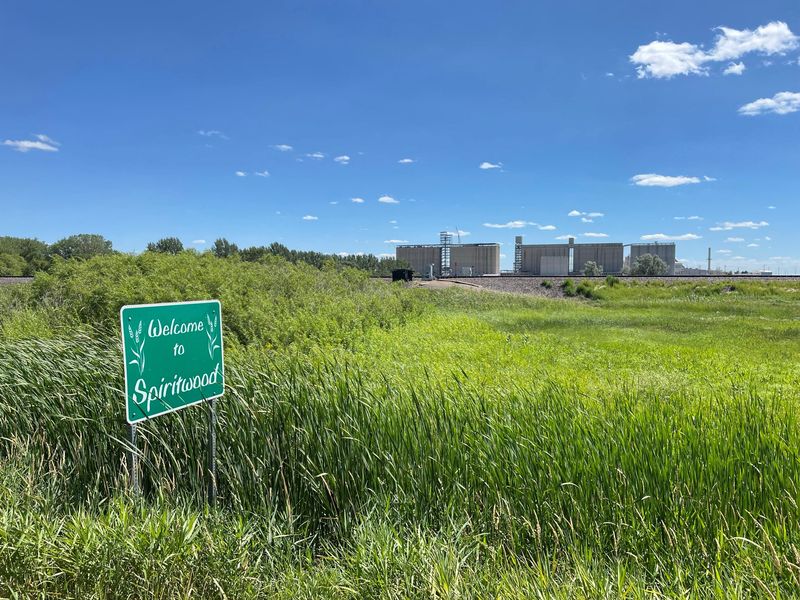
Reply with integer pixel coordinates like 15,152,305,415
2,1,799,272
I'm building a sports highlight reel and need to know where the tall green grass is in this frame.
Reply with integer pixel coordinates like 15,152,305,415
2,336,799,571
1,267,800,595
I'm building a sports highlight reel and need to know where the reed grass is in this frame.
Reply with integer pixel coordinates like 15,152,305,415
1,268,799,596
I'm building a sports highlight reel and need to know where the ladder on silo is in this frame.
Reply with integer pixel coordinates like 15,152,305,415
440,231,452,277
514,236,523,273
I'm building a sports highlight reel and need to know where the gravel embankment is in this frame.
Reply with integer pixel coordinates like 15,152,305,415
447,275,800,298
0,277,33,286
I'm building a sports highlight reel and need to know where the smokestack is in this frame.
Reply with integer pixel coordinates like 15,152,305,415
707,248,712,274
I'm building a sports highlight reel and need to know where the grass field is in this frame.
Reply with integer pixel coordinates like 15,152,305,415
1,256,799,597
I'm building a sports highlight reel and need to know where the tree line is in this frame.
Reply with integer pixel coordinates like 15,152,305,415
0,234,408,277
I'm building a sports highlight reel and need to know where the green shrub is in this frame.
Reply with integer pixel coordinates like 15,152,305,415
631,253,668,276
29,252,423,350
0,252,27,276
561,279,599,300
541,279,553,289
0,308,57,339
605,274,620,287
582,261,603,276
575,280,599,299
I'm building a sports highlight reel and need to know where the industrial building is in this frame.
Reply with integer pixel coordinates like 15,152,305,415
629,242,676,275
513,236,624,275
396,232,501,277
396,231,679,278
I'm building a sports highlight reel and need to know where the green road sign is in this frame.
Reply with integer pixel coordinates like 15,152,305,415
121,300,224,424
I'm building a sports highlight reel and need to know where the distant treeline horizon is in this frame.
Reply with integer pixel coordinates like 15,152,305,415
0,234,409,277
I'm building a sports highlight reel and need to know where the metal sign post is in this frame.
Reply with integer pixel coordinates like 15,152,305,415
127,422,139,495
207,396,217,507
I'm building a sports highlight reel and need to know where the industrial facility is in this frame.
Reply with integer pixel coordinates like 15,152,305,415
513,236,625,276
396,232,501,277
396,232,677,277
629,242,677,275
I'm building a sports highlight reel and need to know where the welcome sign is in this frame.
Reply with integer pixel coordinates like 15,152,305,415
121,300,224,424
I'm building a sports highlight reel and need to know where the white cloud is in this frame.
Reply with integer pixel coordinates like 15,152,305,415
765,236,772,241
351,197,365,203
302,215,318,221
630,40,708,79
272,144,293,152
555,234,575,240
568,210,604,218
709,22,798,61
483,221,531,229
583,232,609,238
235,171,247,177
723,62,746,75
631,21,798,79
334,155,350,165
581,217,593,223
710,220,769,231
674,215,703,221
631,173,704,187
378,253,394,259
191,239,206,245
384,239,408,244
640,233,702,241
389,220,397,224
717,249,732,254
484,220,555,230
398,158,415,164
445,229,471,237
305,152,325,159
739,91,800,116
197,130,228,139
768,205,776,210
726,237,745,242
329,201,338,205
479,161,502,170
34,134,57,144
747,243,759,247
254,170,270,177
378,195,399,204
3,134,60,152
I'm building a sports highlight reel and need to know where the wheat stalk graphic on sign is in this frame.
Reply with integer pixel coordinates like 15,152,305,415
127,320,146,375
206,313,220,359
